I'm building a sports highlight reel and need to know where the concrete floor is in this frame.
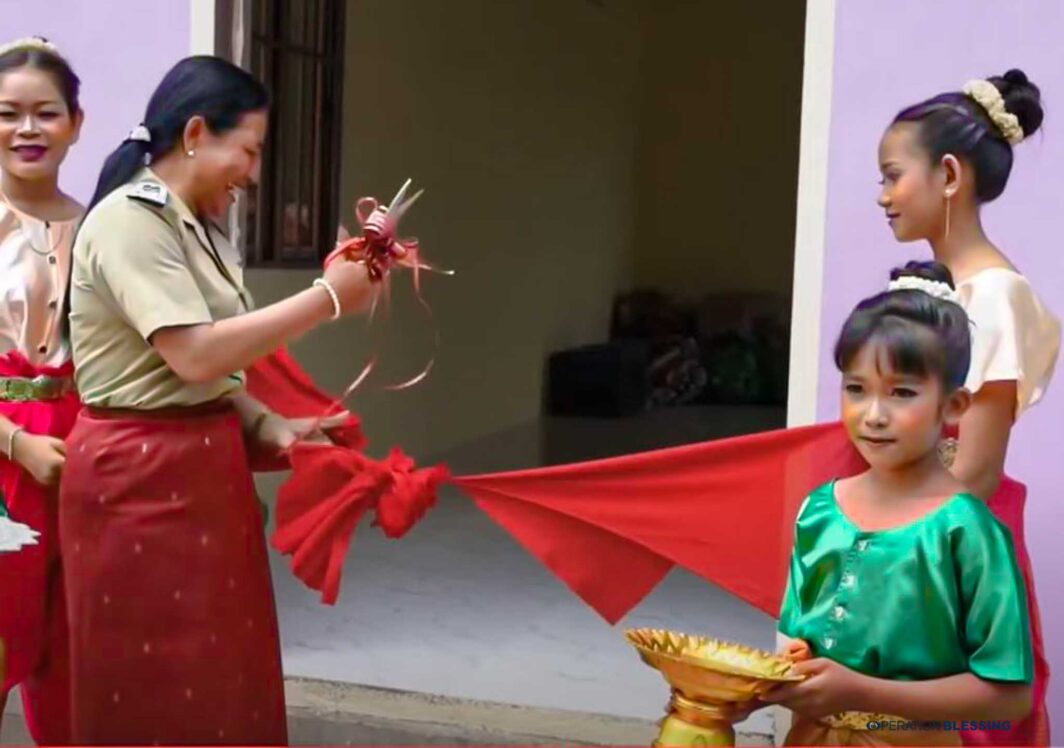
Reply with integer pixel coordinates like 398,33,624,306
3,678,774,745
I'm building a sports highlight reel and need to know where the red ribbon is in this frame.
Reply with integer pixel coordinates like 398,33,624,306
321,182,451,402
249,348,867,619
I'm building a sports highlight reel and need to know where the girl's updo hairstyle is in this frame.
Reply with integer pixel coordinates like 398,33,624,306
835,261,971,391
892,69,1043,203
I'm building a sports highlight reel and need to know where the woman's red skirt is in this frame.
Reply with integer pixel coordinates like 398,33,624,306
59,402,286,745
0,351,79,745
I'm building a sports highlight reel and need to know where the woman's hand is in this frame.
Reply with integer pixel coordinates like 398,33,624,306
760,658,869,719
725,696,771,723
251,411,351,452
718,639,811,723
322,257,375,316
11,432,66,487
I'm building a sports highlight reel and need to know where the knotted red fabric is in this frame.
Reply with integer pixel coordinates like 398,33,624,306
245,348,448,604
271,444,449,605
246,349,865,619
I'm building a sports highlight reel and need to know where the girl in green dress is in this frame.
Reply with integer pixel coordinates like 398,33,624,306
761,263,1033,746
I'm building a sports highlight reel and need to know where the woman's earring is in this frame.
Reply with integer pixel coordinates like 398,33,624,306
187,149,195,158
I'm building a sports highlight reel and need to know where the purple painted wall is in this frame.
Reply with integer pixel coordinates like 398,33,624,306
817,0,1064,721
0,0,189,202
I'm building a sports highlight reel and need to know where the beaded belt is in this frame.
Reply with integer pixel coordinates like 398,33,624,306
0,375,75,402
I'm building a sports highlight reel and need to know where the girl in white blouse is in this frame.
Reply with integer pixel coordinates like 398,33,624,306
0,37,83,746
877,68,1059,747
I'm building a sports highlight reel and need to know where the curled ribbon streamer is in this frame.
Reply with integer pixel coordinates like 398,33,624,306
286,356,378,454
308,179,452,435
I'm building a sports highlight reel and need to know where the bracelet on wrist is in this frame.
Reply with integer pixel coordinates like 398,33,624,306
5,427,23,461
312,278,342,320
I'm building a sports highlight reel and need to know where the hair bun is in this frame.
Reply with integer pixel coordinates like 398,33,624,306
1003,69,1029,87
990,68,1043,139
889,260,955,289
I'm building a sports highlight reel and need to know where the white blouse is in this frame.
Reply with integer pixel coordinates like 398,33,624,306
956,268,1061,417
0,197,77,367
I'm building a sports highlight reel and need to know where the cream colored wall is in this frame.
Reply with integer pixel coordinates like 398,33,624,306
246,0,642,461
246,0,806,463
632,0,806,302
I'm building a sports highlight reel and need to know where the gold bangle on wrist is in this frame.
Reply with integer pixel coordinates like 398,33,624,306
5,427,24,460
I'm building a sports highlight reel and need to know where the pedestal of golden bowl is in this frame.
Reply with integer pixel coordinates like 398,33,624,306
626,629,801,747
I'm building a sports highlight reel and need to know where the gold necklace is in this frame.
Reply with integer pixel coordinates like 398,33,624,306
25,219,65,257
1,192,67,256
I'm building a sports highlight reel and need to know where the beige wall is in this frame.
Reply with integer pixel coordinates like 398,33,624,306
247,0,642,461
632,0,806,302
246,0,806,464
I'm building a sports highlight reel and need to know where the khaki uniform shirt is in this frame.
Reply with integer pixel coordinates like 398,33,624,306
70,169,252,409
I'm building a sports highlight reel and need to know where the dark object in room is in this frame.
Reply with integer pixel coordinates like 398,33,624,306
547,342,650,417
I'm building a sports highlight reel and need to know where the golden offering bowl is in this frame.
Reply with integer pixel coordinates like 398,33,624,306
626,628,802,746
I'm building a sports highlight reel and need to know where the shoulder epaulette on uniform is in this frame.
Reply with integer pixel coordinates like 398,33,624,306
127,181,169,207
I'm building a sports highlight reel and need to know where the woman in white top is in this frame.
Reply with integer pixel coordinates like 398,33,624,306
877,68,1059,746
0,37,83,746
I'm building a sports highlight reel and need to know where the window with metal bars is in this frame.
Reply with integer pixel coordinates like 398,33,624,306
241,0,346,267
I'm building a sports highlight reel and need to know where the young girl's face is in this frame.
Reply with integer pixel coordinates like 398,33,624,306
841,340,966,471
877,123,946,243
0,66,81,183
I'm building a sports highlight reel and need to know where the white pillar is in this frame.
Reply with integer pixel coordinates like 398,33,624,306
786,0,837,430
189,0,217,55
777,0,837,743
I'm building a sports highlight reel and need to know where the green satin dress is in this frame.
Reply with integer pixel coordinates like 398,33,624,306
779,481,1032,685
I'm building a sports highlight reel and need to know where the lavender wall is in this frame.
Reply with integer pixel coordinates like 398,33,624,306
817,0,1064,721
0,1,189,202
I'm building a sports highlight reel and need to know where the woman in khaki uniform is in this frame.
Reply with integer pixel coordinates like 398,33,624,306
60,56,374,745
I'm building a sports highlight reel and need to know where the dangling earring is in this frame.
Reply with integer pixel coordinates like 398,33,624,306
943,191,952,240
938,433,959,468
